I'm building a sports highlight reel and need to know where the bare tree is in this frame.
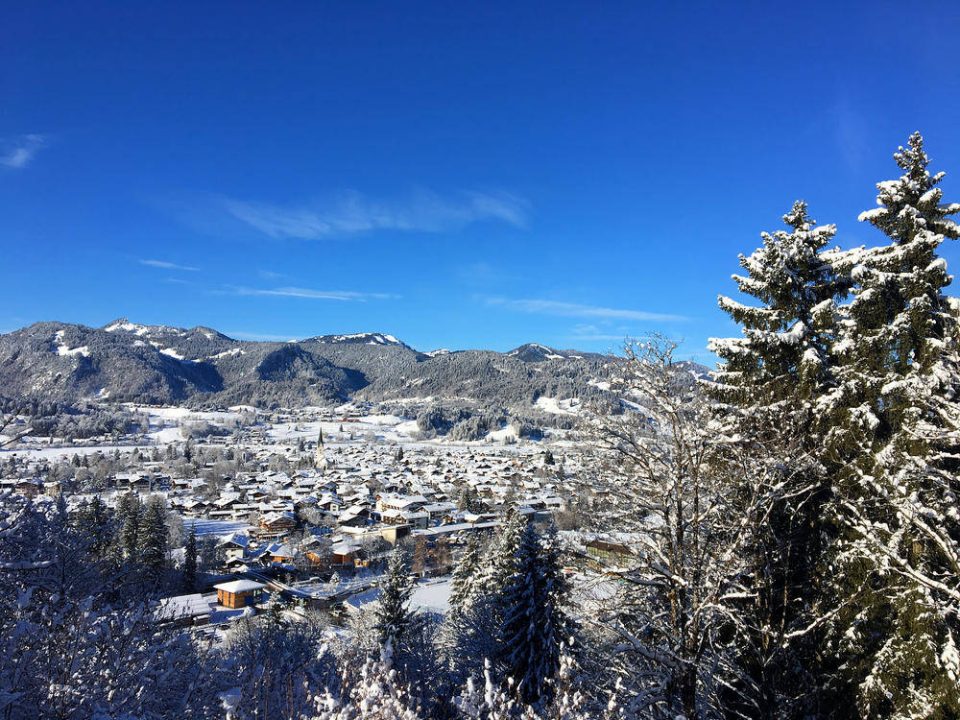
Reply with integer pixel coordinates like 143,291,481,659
0,401,31,449
583,337,759,718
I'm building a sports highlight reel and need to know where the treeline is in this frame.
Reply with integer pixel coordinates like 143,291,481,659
582,132,960,718
0,491,583,719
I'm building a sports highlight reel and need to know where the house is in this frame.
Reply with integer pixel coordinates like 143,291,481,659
154,593,213,627
264,542,296,564
422,502,457,523
338,505,371,527
219,534,251,563
15,479,42,498
331,540,361,567
584,539,635,569
376,493,428,514
259,511,296,536
214,579,266,609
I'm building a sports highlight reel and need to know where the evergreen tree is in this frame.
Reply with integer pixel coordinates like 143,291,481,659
375,547,415,653
449,532,485,617
447,511,529,690
476,511,526,597
138,495,168,582
115,491,142,560
709,201,849,717
79,495,115,561
457,485,481,513
711,200,846,418
496,521,568,707
825,132,960,718
183,524,198,592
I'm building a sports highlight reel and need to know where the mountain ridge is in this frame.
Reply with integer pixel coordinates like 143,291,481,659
0,319,644,409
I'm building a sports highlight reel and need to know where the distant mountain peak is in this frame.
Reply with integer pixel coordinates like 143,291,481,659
309,332,411,349
508,343,570,362
102,318,182,337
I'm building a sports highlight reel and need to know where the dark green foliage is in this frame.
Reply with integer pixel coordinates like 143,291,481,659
375,547,415,651
183,524,198,592
495,522,568,706
138,495,168,580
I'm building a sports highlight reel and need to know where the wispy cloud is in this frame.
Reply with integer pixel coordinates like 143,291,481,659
0,134,47,169
140,258,200,272
832,98,869,173
229,286,399,302
218,189,529,240
566,323,634,342
486,297,689,323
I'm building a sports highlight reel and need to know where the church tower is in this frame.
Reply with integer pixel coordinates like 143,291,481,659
314,427,328,473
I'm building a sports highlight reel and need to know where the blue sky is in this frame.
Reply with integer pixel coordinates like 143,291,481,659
2,2,959,361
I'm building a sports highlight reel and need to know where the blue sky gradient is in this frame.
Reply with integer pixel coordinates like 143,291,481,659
3,2,960,360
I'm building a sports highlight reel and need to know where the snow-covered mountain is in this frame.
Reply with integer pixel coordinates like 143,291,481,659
0,320,639,409
308,332,409,348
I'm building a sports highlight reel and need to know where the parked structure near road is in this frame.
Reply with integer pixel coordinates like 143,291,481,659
214,579,266,609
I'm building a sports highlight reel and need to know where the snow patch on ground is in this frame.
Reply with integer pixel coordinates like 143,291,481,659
53,330,90,357
411,578,452,613
535,396,581,415
205,348,244,360
487,425,519,442
148,427,183,444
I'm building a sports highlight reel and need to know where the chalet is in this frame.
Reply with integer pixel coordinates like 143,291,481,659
180,499,207,517
219,534,251,562
264,542,296,565
303,544,331,568
15,479,42,498
376,493,428,514
422,502,457,523
584,539,635,569
209,494,242,519
259,511,296,536
154,593,213,627
214,579,266,609
331,540,361,567
338,505,371,527
115,472,153,493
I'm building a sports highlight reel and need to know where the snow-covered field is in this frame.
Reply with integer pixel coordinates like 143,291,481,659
411,578,453,613
183,518,253,537
535,396,582,415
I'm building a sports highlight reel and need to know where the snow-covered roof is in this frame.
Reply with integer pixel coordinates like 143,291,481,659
214,579,266,594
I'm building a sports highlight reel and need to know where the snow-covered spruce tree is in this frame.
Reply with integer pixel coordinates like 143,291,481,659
138,494,169,583
183,523,198,592
0,493,201,719
495,521,569,707
446,512,527,688
115,490,142,559
587,337,759,718
708,201,849,717
710,199,846,421
823,132,960,718
72,494,113,557
450,531,486,618
477,510,527,598
375,546,416,654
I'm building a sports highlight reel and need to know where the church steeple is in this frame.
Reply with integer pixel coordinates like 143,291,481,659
314,427,327,472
